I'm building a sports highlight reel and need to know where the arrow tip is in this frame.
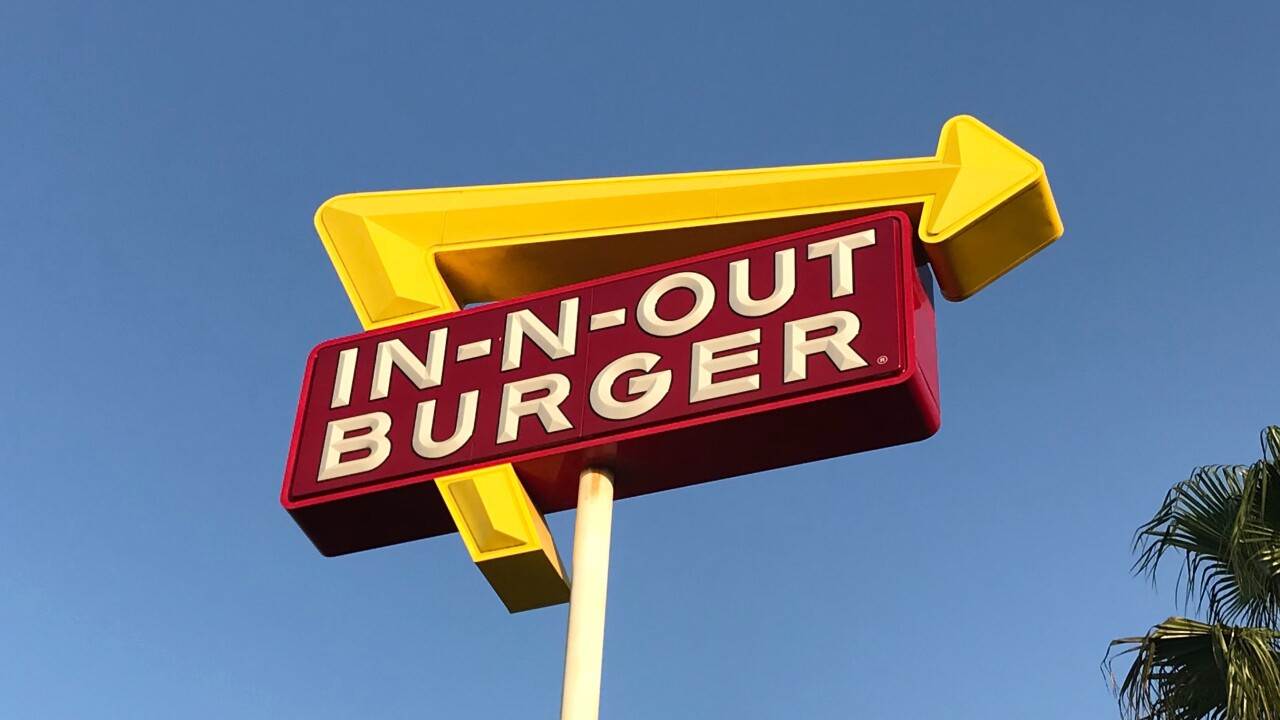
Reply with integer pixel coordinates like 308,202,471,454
928,116,1041,237
921,116,1064,301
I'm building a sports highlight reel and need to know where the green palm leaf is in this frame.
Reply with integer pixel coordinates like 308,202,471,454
1106,617,1280,720
1133,428,1280,626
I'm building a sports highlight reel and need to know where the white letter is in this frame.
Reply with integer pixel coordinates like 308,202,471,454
370,328,448,401
589,352,672,421
330,347,358,409
690,329,761,403
501,298,580,371
807,229,876,298
729,248,795,317
412,391,479,459
497,373,574,444
637,271,715,337
317,412,392,481
783,310,868,383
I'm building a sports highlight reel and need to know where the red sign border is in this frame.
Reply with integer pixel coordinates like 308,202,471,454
282,210,939,555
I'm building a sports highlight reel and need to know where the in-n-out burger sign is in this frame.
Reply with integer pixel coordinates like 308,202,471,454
283,212,940,555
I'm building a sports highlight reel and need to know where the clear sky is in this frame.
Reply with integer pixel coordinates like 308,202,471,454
2,2,1278,718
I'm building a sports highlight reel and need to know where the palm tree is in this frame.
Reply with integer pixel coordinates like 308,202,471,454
1106,426,1280,720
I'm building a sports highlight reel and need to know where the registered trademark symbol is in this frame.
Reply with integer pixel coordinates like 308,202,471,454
877,356,888,365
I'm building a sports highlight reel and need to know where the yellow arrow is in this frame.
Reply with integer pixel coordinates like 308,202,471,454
316,115,1062,330
311,115,1063,613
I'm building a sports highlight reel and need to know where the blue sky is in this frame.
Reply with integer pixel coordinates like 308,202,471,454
2,2,1278,718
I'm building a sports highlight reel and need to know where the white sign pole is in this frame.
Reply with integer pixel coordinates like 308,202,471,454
560,466,615,720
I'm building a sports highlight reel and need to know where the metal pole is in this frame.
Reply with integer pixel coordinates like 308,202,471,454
560,466,615,720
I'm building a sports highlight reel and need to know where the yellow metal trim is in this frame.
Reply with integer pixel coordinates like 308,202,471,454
314,115,1062,330
436,466,569,613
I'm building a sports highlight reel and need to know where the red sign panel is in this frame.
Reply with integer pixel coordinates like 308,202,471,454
283,212,940,555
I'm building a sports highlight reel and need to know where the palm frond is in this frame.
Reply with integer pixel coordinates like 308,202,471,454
1106,617,1280,720
1133,427,1280,626
1229,468,1280,626
1254,427,1280,531
1134,465,1248,618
